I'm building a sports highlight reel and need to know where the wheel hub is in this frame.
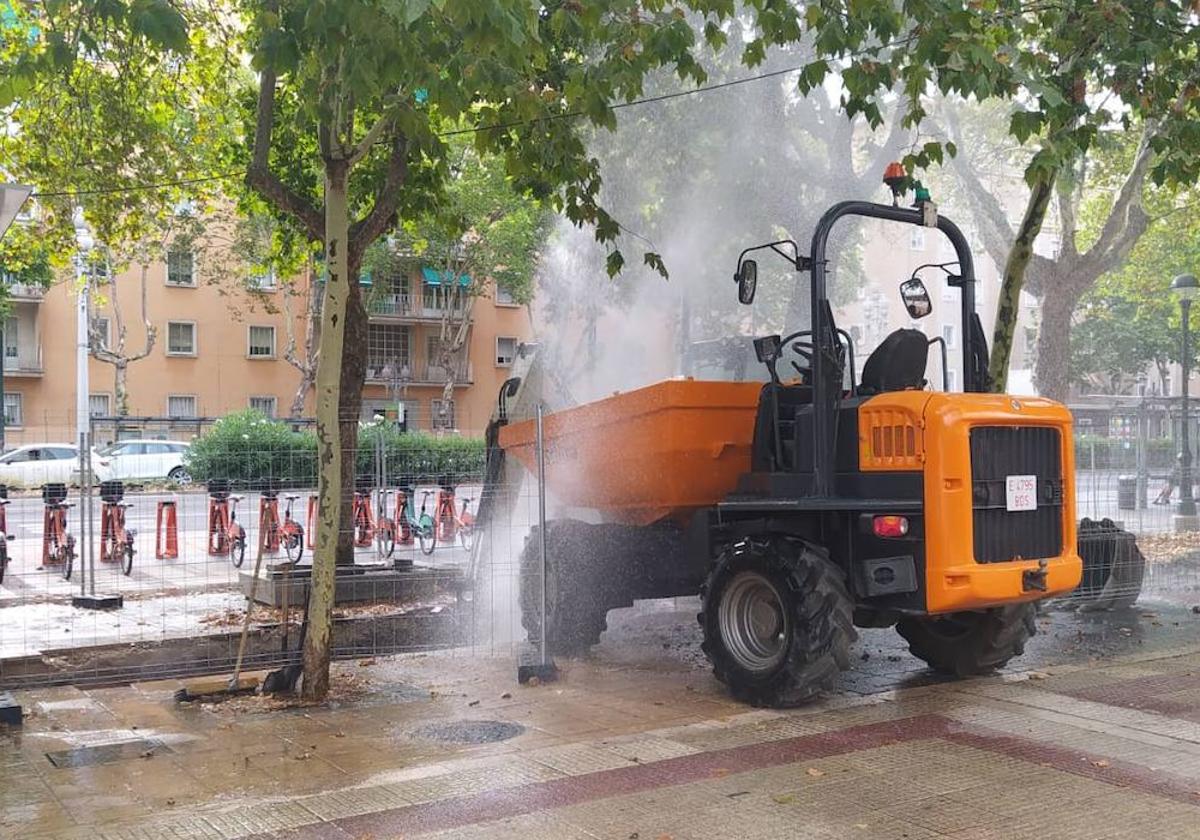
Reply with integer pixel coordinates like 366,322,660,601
718,571,789,674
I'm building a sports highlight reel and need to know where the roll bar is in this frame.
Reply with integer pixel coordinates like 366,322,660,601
808,200,984,497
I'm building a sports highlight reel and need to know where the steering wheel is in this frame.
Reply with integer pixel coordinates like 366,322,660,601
780,330,814,378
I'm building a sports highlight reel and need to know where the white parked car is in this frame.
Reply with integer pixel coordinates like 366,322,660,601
0,443,103,487
95,439,191,483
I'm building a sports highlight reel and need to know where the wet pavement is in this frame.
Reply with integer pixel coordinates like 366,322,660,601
4,596,1200,839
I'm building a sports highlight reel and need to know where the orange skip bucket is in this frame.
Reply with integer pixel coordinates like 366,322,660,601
498,379,762,526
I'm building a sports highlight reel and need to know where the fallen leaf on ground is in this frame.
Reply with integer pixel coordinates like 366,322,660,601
772,794,795,804
711,768,730,778
805,767,825,777
1092,759,1110,768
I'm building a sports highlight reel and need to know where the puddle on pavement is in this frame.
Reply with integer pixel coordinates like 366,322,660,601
412,719,524,744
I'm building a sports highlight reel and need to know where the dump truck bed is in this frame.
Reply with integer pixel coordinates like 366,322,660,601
498,379,762,526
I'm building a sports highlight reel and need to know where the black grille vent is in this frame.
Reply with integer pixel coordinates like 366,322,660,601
969,426,1063,563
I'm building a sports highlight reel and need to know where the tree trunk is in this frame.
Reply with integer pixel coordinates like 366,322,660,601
114,361,129,416
303,160,351,701
335,265,368,566
989,172,1057,392
1033,280,1084,401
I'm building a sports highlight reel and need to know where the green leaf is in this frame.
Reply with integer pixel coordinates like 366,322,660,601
605,250,624,277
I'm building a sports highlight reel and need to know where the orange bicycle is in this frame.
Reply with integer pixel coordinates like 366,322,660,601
352,480,375,548
261,490,305,564
99,481,136,576
207,481,247,568
434,477,476,551
42,483,77,580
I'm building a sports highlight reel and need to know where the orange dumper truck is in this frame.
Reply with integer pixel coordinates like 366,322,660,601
493,186,1084,707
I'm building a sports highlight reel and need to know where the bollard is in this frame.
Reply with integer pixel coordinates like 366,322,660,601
259,494,281,553
156,501,178,559
306,495,318,549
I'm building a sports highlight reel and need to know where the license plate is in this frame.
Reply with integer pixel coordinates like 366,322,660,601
1006,475,1037,512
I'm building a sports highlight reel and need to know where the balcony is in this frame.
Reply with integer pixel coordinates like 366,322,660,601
365,358,472,387
7,283,45,302
367,290,470,322
4,346,43,377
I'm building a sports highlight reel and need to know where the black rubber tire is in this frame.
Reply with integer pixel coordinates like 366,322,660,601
699,537,856,707
459,525,474,553
518,521,622,657
0,550,5,586
168,466,191,485
896,604,1037,676
1073,518,1146,611
418,528,436,556
284,531,304,563
62,546,73,581
231,527,246,568
378,525,396,559
122,541,134,576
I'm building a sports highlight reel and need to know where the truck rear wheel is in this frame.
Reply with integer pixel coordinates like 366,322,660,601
518,521,616,657
699,537,856,707
896,604,1037,676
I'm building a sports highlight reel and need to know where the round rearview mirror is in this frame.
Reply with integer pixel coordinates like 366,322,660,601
736,259,758,305
900,276,932,319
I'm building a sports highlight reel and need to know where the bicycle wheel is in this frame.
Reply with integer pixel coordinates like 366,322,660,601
418,527,435,556
458,525,474,552
378,525,395,559
123,540,134,576
0,548,6,586
61,543,72,581
232,526,246,568
284,529,304,563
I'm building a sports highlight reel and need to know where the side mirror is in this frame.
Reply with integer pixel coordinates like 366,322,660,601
735,259,758,305
753,334,782,364
900,277,932,319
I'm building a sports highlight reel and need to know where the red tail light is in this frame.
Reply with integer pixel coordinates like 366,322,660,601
872,515,909,538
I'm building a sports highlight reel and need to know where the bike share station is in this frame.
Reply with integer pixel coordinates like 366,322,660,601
233,427,470,612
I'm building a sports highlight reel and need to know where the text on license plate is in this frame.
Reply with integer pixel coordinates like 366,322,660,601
1006,475,1037,512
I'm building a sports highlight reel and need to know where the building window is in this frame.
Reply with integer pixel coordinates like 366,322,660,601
432,398,455,430
167,395,197,418
495,283,516,306
92,316,111,349
4,393,21,427
367,323,410,379
247,325,276,358
946,369,958,391
89,394,111,417
496,336,517,367
1024,327,1038,356
941,324,957,349
166,247,195,286
249,396,277,418
909,228,925,251
166,321,196,356
248,268,277,291
4,317,17,363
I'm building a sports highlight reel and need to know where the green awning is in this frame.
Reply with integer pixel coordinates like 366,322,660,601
421,266,470,287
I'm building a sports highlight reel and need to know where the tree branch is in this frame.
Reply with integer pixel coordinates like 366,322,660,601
944,103,1016,265
1077,122,1156,281
347,111,393,167
245,65,324,242
349,133,408,259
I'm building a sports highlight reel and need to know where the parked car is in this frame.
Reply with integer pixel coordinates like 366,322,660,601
95,440,191,483
0,443,103,487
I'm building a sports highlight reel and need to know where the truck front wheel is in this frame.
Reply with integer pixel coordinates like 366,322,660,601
700,537,856,707
896,604,1037,676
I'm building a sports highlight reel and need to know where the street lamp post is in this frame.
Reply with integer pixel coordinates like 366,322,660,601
1171,273,1200,530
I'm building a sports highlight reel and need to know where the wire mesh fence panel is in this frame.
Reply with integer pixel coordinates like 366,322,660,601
0,410,541,689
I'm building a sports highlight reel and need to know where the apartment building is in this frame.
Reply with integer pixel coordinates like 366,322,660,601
1,247,531,445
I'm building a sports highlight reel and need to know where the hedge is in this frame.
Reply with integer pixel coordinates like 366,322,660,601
185,410,486,488
1074,435,1176,471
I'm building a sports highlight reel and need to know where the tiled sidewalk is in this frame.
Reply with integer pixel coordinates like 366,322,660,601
5,638,1200,839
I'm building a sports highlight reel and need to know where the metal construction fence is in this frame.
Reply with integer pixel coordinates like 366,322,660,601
0,410,1198,691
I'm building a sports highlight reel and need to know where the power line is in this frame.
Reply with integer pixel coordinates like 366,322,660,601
28,39,915,199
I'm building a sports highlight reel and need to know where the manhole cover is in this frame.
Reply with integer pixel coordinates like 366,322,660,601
45,738,170,768
412,720,524,744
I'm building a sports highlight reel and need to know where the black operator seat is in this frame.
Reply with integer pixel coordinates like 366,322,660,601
859,328,929,395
